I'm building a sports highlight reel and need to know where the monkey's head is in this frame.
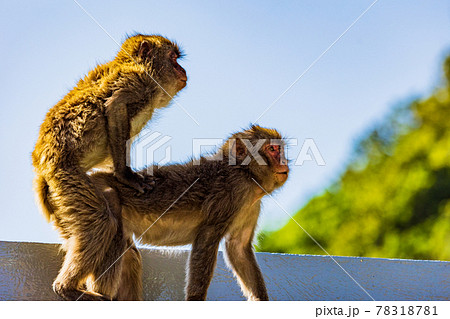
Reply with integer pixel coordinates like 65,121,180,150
117,34,187,94
222,125,289,192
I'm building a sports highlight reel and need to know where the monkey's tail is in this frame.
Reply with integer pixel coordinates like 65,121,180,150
33,174,54,222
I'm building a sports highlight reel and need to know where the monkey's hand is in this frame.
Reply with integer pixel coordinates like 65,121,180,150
115,168,155,193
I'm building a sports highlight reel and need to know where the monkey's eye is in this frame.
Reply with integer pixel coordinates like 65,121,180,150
268,146,276,152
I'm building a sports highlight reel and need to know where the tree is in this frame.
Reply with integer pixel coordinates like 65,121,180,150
258,57,450,260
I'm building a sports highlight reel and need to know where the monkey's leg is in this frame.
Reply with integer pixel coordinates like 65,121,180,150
84,180,130,300
54,238,112,301
224,239,268,301
224,221,269,301
185,227,222,301
85,230,127,300
49,169,120,301
115,241,143,301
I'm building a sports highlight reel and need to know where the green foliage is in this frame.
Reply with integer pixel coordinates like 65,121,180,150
258,57,450,260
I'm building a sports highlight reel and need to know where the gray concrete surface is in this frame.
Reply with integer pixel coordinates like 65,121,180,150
0,241,448,300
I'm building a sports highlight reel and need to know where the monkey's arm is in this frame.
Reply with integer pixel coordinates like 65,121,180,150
185,225,224,301
224,204,269,301
105,90,151,193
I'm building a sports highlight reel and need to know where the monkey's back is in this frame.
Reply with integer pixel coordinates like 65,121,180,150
31,60,150,173
146,159,250,209
102,159,253,246
95,157,245,206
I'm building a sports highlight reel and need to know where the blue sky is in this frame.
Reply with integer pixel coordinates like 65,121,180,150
0,1,449,243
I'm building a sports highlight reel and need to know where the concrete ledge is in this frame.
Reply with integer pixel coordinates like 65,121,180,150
0,241,448,300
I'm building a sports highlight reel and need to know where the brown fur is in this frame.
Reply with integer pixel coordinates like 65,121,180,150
41,125,288,300
96,125,288,300
32,34,187,300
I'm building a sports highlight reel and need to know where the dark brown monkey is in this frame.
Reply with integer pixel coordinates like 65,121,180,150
87,125,289,300
32,34,187,300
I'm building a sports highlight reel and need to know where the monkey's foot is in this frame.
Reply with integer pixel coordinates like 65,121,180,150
54,284,111,301
75,290,111,301
186,295,207,301
60,290,110,301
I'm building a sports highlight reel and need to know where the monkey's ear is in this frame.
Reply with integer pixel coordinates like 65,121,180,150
138,40,152,60
231,138,247,160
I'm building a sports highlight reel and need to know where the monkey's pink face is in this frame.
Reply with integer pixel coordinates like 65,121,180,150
169,51,187,89
265,144,289,184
